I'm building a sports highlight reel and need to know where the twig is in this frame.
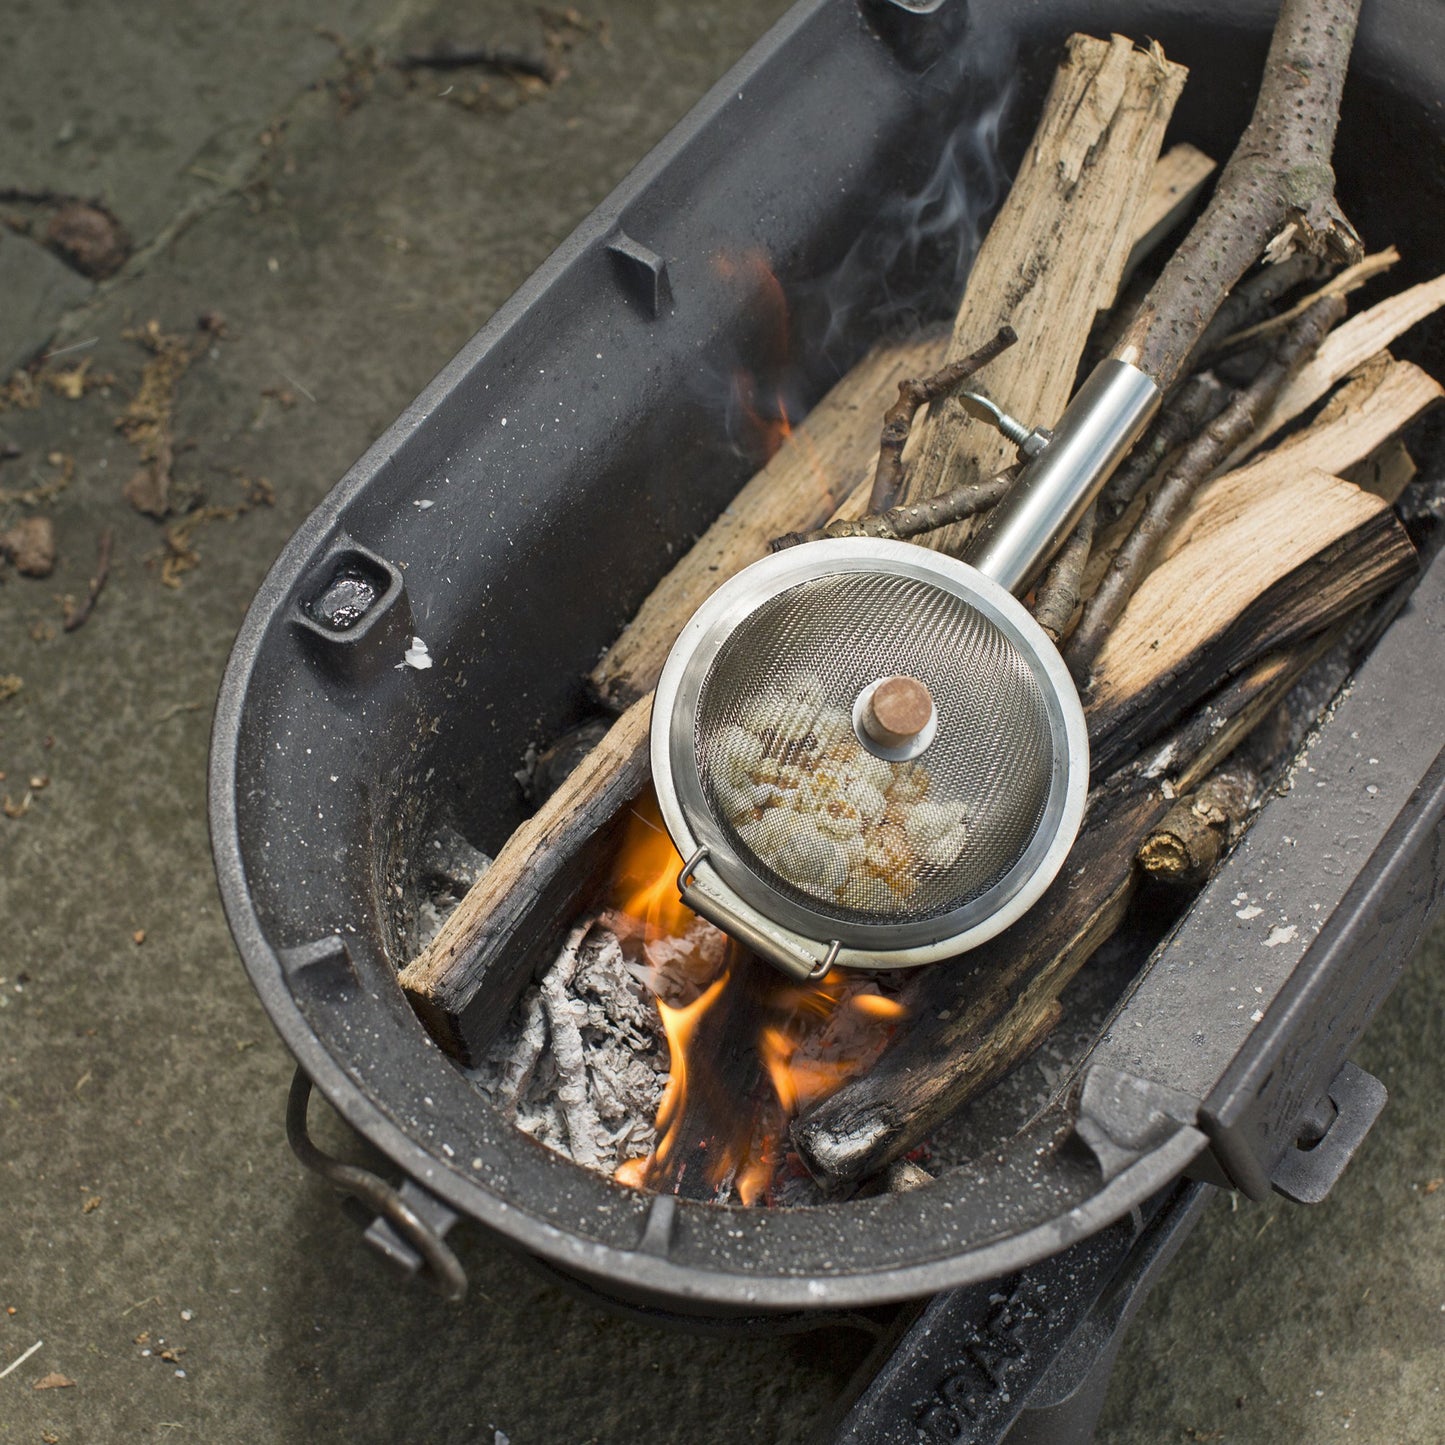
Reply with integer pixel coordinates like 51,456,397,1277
63,527,114,633
1214,248,1400,354
1097,372,1231,522
0,1339,43,1381
867,325,1017,512
1137,763,1257,887
1189,253,1324,363
1031,503,1095,643
1066,295,1346,685
771,469,1014,551
397,46,557,83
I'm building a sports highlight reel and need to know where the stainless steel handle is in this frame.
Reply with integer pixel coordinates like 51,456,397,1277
964,359,1160,596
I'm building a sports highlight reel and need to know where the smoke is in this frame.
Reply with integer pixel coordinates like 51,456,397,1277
795,49,1017,370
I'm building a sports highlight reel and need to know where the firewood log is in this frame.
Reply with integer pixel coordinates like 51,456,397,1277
896,35,1188,554
402,697,652,1061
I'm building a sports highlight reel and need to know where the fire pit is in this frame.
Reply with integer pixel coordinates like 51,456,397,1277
211,0,1445,1407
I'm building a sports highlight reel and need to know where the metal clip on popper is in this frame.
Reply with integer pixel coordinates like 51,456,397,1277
652,360,1161,981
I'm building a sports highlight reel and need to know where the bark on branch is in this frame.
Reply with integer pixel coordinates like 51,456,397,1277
1113,0,1364,392
771,470,1014,551
1068,294,1347,684
867,325,1018,512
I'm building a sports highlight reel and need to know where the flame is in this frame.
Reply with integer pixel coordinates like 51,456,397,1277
651,974,729,1167
711,248,802,467
729,368,795,464
608,787,911,1205
613,797,693,943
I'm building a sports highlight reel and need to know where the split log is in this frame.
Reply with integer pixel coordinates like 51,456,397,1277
1223,268,1445,466
1065,294,1348,680
400,697,652,1061
895,35,1188,555
1086,467,1418,776
1082,351,1439,613
1344,435,1416,503
1084,354,1440,771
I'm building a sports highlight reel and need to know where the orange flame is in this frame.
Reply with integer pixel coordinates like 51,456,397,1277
608,787,911,1205
711,248,802,467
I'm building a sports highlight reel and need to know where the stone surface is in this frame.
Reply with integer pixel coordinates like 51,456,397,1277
0,230,93,375
0,2,1440,1443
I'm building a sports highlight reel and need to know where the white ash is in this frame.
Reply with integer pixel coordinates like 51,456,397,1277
471,917,670,1174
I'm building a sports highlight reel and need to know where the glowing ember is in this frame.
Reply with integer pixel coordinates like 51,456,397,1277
608,790,911,1205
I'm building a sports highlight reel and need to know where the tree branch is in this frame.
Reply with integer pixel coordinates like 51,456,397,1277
867,325,1017,512
1113,0,1363,392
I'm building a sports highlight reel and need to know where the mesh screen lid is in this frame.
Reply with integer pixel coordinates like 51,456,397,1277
690,568,1058,929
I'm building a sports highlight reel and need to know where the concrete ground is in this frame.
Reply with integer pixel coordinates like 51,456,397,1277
0,2,1439,1443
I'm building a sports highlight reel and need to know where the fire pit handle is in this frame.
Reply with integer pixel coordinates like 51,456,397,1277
285,1068,468,1302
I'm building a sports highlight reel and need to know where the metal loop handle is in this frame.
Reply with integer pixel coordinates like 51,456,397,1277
678,846,836,981
285,1068,468,1302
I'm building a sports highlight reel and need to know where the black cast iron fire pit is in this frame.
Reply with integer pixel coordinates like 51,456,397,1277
210,0,1445,1424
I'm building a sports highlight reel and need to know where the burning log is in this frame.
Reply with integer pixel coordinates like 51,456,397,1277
402,697,653,1060
475,797,910,1205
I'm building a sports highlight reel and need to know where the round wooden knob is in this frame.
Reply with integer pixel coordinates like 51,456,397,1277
861,675,935,748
